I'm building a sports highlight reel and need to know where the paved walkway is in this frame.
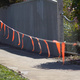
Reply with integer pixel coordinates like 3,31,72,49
0,44,80,80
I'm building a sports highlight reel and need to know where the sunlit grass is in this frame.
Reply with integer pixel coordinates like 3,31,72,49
0,64,28,80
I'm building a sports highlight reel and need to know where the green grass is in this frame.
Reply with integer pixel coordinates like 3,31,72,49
0,64,28,80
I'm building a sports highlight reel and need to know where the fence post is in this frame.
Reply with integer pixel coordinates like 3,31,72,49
57,0,64,42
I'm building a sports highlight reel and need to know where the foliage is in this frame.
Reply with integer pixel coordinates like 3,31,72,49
63,0,77,42
63,0,78,52
0,0,9,7
9,0,24,4
63,0,73,20
0,0,24,7
72,0,80,25
0,64,28,80
71,0,80,53
63,0,80,53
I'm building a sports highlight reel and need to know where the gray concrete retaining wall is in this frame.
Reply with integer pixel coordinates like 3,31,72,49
0,0,62,57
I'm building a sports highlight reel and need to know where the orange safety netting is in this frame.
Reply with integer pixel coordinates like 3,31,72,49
29,36,34,51
17,31,20,45
6,26,9,39
44,40,50,57
12,29,15,42
21,34,24,49
36,37,42,54
53,40,61,57
62,42,65,64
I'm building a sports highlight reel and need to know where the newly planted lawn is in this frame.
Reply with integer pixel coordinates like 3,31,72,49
0,64,28,80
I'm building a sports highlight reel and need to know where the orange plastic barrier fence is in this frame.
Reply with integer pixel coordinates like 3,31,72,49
53,40,61,57
62,42,65,64
12,29,15,42
0,20,67,64
4,24,6,36
36,38,42,54
0,21,3,31
6,26,9,39
44,40,50,57
73,43,77,46
21,34,24,49
29,36,35,51
17,31,20,45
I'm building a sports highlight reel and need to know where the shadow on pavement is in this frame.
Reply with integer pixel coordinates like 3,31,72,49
0,43,46,59
34,61,80,70
0,43,80,70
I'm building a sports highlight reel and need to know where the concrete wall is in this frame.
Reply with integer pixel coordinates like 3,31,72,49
0,0,62,57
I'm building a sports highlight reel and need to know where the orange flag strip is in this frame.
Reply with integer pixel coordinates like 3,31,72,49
4,24,6,36
6,26,9,39
12,29,15,42
73,43,77,46
29,36,34,51
62,42,65,64
53,40,60,57
21,34,24,49
17,32,20,45
36,37,42,54
44,40,50,57
0,21,3,31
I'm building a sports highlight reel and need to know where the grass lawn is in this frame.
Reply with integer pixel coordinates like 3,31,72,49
0,64,28,80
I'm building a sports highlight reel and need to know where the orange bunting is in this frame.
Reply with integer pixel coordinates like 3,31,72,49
62,42,65,64
12,29,15,42
17,32,20,45
0,21,3,31
53,40,60,57
36,37,42,54
6,26,9,39
21,34,24,49
29,36,34,51
44,40,50,57
4,24,6,36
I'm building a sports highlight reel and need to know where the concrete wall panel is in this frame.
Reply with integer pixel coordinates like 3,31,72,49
0,0,61,57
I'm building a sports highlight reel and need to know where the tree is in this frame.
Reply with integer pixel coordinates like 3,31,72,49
63,0,80,53
63,0,78,52
71,0,80,41
0,0,9,7
9,0,24,4
71,0,80,53
72,0,80,25
0,0,24,7
63,0,73,20
63,0,77,42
